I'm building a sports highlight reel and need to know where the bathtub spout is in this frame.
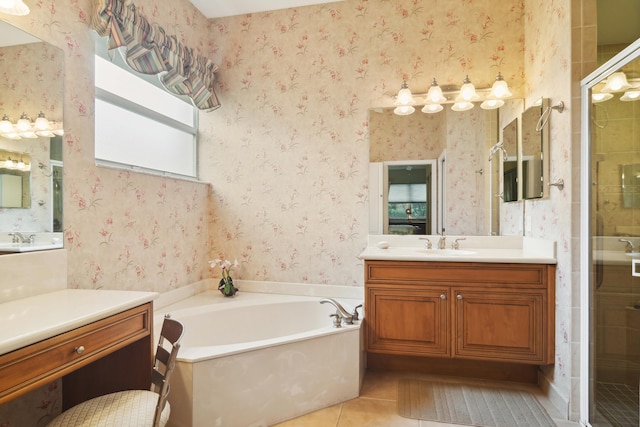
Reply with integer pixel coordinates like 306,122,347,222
320,298,354,325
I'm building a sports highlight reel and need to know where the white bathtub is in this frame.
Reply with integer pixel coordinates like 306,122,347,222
155,291,364,427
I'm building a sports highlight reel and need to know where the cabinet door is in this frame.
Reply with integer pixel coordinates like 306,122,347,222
367,286,449,356
454,289,547,364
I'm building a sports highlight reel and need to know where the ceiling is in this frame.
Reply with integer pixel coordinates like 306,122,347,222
189,0,343,19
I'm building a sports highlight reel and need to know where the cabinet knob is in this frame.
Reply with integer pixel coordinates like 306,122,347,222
74,346,85,355
440,294,446,300
456,294,463,300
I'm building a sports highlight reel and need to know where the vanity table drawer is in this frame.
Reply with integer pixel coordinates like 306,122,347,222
0,303,151,404
366,261,548,287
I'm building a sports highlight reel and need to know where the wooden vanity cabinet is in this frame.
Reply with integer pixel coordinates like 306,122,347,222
365,261,555,365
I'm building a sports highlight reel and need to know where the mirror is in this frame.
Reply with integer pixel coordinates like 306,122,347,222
502,118,519,202
0,20,64,235
521,98,548,199
369,104,512,236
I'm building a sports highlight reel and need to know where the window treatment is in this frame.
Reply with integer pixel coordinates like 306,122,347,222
92,0,221,111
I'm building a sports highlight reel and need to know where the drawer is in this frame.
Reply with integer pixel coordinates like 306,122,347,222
0,303,151,404
366,261,550,288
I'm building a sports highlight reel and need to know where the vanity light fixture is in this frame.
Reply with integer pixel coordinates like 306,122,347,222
0,112,63,139
620,90,640,102
392,73,514,115
0,0,30,16
591,92,614,103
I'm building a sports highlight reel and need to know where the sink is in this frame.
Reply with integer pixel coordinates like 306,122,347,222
416,249,477,256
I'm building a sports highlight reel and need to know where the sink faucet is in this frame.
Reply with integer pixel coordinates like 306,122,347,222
320,298,355,326
419,237,432,249
619,238,636,253
9,232,25,244
438,234,446,250
452,237,466,250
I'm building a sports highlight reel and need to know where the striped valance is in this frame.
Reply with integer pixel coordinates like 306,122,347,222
92,0,221,111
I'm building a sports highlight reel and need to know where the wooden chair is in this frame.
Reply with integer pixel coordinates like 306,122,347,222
47,316,184,427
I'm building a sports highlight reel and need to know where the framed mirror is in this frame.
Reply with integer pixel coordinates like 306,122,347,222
521,98,548,199
502,118,519,202
368,103,512,236
0,20,64,237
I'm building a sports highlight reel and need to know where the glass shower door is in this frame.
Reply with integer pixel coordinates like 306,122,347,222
588,42,640,427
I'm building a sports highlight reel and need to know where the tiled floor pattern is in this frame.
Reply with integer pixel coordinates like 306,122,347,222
595,382,639,427
274,370,581,427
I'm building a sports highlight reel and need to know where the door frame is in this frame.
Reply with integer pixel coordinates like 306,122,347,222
580,38,640,426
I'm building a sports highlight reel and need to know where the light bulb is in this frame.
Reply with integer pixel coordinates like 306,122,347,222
5,157,14,168
489,73,512,99
0,0,30,16
0,114,13,134
395,81,415,106
34,112,50,131
426,78,447,104
16,113,31,132
602,72,631,93
457,75,480,102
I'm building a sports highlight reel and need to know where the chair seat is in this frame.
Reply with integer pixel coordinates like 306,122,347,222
47,390,170,427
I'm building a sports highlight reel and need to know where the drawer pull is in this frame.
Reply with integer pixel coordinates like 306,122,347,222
440,294,446,300
74,346,85,355
457,295,463,300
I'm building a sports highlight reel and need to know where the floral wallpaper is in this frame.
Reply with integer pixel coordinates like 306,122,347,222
0,42,63,231
0,0,588,424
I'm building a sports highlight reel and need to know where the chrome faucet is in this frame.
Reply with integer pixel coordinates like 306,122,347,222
438,235,446,250
619,238,636,253
320,298,358,326
9,232,25,244
452,237,466,250
419,237,432,249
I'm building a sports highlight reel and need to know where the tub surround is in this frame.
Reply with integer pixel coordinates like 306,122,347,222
359,235,557,264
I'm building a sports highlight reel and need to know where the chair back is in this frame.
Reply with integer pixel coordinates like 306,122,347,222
151,316,184,427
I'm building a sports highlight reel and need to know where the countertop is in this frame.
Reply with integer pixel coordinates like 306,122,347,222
0,289,158,356
359,235,557,264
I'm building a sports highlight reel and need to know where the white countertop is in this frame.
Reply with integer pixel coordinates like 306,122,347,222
359,235,557,264
0,289,158,356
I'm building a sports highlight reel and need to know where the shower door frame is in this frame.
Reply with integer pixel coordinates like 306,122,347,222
580,38,640,427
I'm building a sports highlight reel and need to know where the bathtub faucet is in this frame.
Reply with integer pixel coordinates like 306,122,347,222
320,298,354,326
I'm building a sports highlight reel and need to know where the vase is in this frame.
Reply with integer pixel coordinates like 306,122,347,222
218,276,238,297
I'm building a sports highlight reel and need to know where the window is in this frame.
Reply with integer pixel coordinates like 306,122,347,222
94,53,198,178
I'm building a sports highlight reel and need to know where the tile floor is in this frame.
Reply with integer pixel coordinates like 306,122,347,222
274,370,581,427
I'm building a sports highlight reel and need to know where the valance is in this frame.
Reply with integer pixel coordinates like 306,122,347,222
92,0,221,111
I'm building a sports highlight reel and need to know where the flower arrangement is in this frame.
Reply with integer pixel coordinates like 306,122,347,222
209,258,239,297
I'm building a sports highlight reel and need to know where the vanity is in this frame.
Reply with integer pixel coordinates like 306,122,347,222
0,289,158,409
360,235,556,382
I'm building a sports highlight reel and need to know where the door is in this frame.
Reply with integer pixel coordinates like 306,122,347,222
582,39,640,427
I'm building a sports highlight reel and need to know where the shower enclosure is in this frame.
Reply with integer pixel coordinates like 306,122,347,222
581,39,640,427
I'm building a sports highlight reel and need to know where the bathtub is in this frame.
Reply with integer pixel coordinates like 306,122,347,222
155,291,364,427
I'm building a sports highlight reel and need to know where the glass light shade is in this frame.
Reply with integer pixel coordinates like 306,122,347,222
20,131,38,138
426,78,447,103
0,0,30,16
592,92,613,103
36,130,56,137
489,73,512,99
620,90,640,102
421,103,444,114
480,99,505,110
2,132,21,140
34,112,50,131
395,81,415,106
17,159,25,169
394,105,415,116
451,101,474,112
0,115,13,134
601,72,631,93
457,76,480,102
5,158,13,168
16,113,31,132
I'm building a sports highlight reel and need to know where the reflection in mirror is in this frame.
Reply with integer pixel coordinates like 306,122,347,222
502,118,518,202
0,149,30,208
521,98,548,199
369,104,509,235
0,20,64,235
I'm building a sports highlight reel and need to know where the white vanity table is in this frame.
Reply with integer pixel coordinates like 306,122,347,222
0,287,158,409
